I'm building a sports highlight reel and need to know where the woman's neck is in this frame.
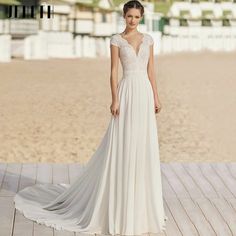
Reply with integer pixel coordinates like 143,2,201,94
122,28,139,36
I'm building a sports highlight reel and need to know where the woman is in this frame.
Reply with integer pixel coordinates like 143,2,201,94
14,0,168,235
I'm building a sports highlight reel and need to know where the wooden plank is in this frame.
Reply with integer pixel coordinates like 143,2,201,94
0,163,22,196
36,163,52,184
212,163,236,197
226,198,236,225
18,163,37,190
169,163,216,235
180,198,216,236
169,163,204,199
163,199,182,236
34,163,53,236
68,163,85,184
13,163,37,236
226,163,236,180
211,198,236,235
52,163,69,184
54,229,76,236
0,196,15,236
0,163,7,187
196,198,232,235
161,171,178,199
182,163,218,199
34,223,54,236
199,163,234,199
225,198,236,235
162,172,198,235
161,170,182,235
161,163,190,199
12,210,34,236
165,198,198,235
227,198,236,212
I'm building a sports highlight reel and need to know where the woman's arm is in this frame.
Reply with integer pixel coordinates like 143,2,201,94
110,44,119,103
147,42,162,113
110,43,120,117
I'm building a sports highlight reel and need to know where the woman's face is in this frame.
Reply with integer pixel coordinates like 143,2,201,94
123,8,143,29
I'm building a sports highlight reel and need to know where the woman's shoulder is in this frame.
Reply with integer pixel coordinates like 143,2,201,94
111,33,119,38
144,33,154,45
110,34,120,47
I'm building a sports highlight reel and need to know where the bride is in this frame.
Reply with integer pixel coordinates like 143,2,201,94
14,0,168,235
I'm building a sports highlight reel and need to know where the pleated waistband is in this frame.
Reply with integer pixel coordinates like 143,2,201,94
122,70,148,79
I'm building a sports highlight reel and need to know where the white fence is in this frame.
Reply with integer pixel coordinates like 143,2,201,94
161,35,236,53
1,28,236,62
0,35,11,62
23,32,101,60
161,26,236,54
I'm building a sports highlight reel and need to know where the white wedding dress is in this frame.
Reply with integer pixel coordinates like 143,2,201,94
14,33,168,235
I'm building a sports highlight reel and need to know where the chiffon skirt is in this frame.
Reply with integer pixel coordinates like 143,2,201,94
14,70,168,235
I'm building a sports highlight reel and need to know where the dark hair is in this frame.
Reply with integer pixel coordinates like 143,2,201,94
123,0,144,17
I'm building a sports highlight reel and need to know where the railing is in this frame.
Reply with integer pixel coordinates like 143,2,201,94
0,19,39,36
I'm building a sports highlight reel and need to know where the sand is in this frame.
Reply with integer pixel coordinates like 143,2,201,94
0,51,235,163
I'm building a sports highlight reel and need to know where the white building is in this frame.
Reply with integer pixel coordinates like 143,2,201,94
161,0,236,53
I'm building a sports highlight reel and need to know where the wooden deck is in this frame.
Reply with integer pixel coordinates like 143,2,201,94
1,162,236,236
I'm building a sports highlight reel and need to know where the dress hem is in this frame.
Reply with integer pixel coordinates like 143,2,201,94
14,195,168,236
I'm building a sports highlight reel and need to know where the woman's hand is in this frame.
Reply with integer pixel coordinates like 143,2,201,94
154,97,162,114
110,101,120,118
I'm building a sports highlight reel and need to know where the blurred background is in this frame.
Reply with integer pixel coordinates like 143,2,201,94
0,0,236,59
0,0,235,163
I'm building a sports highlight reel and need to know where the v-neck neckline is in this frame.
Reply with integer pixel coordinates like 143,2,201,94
118,33,145,57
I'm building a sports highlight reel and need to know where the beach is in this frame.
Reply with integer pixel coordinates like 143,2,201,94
0,51,235,163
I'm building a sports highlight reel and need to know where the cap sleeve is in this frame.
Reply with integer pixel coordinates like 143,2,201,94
110,34,119,47
148,34,154,46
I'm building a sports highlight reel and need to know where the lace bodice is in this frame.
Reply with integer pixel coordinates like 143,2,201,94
110,33,154,73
